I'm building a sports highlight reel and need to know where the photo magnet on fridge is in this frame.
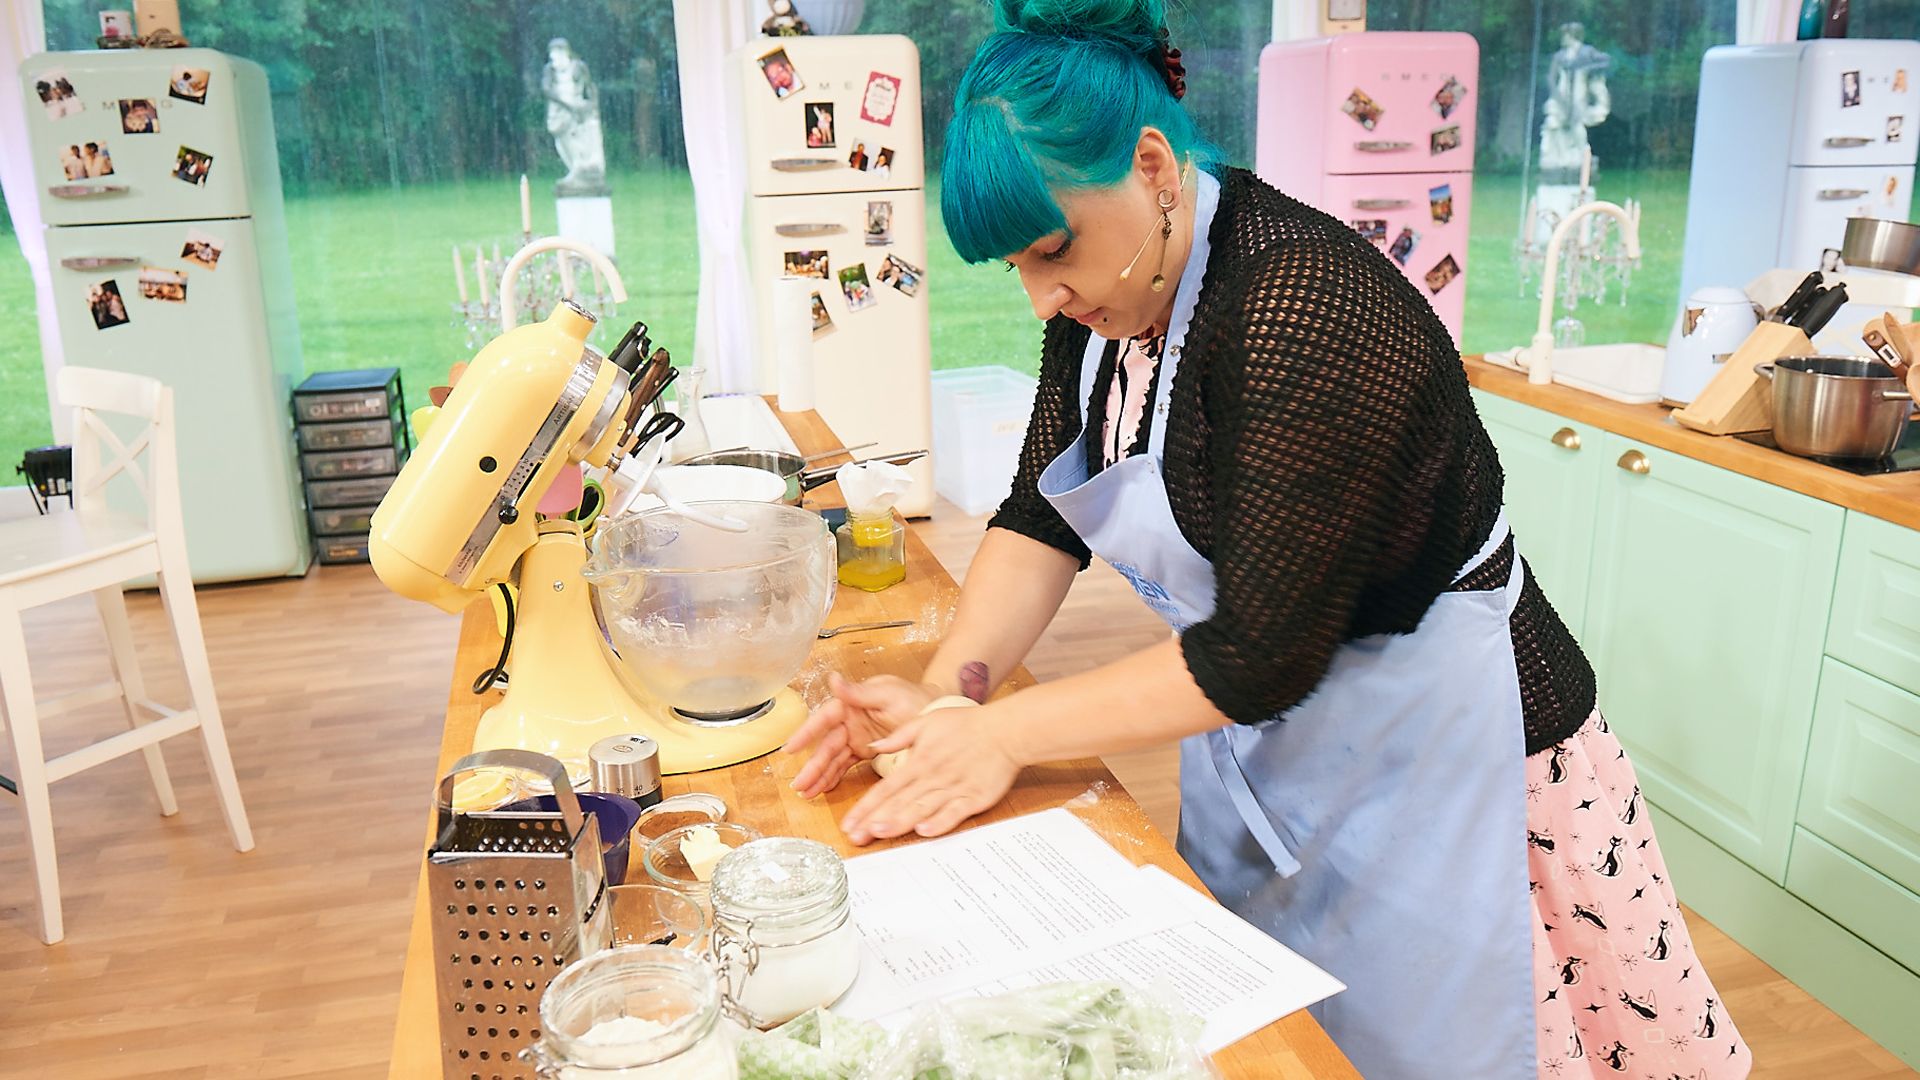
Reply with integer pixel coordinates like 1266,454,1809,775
1842,70,1862,108
174,145,213,186
861,71,902,126
783,250,830,279
1340,88,1383,130
1430,125,1462,155
839,263,878,312
1889,115,1904,143
866,201,893,246
1429,184,1454,225
181,228,223,270
169,65,210,105
138,266,186,303
60,141,114,179
1351,219,1387,244
1388,227,1419,266
805,102,835,148
119,98,159,134
98,10,134,40
1432,76,1468,120
758,47,803,99
1424,254,1461,294
877,254,923,297
1821,247,1842,273
810,291,836,338
87,279,129,330
32,69,83,119
846,141,870,171
871,147,895,178
1898,69,1910,94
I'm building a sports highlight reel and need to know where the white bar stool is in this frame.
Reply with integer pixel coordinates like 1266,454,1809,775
0,367,254,944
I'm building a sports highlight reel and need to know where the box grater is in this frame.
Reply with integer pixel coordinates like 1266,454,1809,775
428,750,611,1080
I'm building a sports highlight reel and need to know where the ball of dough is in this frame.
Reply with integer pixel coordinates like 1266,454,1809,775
871,696,978,778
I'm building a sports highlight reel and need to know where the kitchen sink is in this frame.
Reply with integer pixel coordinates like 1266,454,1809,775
1480,343,1667,405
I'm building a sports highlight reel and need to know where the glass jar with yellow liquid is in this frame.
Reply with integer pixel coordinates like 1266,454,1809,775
835,510,905,591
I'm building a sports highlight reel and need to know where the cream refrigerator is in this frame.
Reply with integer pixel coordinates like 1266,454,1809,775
1255,32,1480,346
730,33,934,516
19,48,308,580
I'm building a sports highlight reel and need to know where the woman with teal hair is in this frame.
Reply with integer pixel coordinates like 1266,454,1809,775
789,3,1748,1077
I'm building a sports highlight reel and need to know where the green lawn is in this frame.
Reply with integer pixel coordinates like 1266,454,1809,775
0,167,1693,473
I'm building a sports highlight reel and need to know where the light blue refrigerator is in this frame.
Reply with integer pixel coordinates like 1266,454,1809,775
19,48,308,581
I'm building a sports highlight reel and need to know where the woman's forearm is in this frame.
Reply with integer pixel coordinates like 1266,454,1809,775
985,636,1233,764
922,527,1079,700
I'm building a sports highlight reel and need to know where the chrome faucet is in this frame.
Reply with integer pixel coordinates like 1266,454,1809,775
1515,201,1643,385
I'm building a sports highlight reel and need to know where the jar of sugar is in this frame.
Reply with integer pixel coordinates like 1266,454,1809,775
708,837,860,1028
523,944,741,1079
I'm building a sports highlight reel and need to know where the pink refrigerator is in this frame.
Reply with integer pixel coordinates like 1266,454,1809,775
1255,32,1480,344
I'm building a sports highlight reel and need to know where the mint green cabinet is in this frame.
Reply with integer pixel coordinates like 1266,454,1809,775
1798,658,1920,903
1581,432,1843,883
1827,512,1920,697
1469,390,1603,636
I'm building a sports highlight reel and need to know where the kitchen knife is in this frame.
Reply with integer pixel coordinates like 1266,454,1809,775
1793,283,1850,336
1771,271,1824,323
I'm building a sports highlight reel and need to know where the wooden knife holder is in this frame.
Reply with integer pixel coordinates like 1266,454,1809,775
1671,322,1815,436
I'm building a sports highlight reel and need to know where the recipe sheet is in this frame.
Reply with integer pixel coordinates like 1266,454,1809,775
832,809,1344,1052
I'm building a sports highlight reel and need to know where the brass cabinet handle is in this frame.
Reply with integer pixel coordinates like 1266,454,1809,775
1617,449,1651,475
1550,427,1581,451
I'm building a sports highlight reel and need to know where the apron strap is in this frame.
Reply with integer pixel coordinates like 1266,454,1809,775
1204,728,1305,877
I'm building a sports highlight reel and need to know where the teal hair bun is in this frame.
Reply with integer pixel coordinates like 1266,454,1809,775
993,0,1167,52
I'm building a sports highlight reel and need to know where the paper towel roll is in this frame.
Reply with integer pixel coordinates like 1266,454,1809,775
774,276,816,412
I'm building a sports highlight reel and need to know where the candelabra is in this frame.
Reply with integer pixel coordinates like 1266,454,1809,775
448,176,622,351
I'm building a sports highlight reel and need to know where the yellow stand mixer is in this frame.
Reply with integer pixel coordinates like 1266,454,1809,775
368,301,807,780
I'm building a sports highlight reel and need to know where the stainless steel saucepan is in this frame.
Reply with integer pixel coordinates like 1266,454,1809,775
1754,355,1914,460
682,448,929,505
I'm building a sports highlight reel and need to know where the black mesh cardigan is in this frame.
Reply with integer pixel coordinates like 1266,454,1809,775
988,167,1595,756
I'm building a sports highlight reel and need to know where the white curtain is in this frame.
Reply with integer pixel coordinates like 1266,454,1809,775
1737,0,1800,44
1,4,66,444
672,0,760,394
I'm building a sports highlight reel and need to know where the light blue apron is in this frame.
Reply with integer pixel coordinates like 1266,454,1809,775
1037,170,1536,1079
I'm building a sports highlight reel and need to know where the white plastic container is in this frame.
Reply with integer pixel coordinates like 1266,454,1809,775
930,367,1038,516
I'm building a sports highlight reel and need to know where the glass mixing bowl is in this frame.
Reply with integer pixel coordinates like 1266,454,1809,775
583,501,834,719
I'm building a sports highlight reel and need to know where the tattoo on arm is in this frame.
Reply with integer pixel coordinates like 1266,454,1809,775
959,661,990,704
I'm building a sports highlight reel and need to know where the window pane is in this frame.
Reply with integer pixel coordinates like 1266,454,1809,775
1367,1,1739,353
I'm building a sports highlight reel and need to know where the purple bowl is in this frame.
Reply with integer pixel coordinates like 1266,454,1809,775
506,792,644,885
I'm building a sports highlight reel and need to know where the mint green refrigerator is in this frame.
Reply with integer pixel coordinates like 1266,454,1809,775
20,48,308,581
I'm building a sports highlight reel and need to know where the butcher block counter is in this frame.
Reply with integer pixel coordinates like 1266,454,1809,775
1464,355,1920,530
385,403,1360,1079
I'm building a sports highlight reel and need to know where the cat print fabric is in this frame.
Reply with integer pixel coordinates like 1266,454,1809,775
1528,711,1753,1079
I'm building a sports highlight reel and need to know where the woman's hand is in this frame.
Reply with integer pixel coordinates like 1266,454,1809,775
784,673,938,799
839,704,1022,845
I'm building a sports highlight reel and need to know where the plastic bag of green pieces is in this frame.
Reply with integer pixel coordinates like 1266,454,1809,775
738,1006,891,1080
739,982,1218,1080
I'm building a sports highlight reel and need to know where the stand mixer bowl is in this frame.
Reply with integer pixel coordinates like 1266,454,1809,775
583,502,834,720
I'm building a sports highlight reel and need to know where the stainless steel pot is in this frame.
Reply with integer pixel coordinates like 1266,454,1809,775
1842,217,1920,276
682,449,930,505
1754,355,1914,460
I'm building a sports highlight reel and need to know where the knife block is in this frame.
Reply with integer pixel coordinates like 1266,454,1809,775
1671,322,1814,436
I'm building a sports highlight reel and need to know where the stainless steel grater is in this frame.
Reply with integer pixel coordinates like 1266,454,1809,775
427,749,611,1080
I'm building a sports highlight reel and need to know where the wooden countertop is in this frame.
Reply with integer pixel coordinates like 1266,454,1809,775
1465,356,1920,531
386,405,1359,1079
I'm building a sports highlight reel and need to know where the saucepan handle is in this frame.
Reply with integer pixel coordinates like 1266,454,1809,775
1882,390,1913,401
1753,363,1776,381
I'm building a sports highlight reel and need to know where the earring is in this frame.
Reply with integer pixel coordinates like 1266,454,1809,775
1120,187,1180,291
1150,188,1176,293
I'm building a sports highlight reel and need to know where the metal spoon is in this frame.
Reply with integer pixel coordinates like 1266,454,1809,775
817,619,914,639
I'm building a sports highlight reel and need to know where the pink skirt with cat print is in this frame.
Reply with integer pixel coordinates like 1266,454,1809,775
1528,711,1754,1078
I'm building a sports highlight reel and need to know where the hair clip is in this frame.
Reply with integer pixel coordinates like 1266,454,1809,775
1151,28,1187,101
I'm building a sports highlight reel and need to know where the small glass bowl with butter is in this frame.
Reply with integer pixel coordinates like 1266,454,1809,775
642,821,764,910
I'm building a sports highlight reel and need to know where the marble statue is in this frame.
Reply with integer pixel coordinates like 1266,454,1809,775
1539,22,1613,181
542,38,609,197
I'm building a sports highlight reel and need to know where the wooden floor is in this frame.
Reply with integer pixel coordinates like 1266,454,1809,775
0,501,1912,1078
